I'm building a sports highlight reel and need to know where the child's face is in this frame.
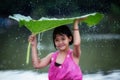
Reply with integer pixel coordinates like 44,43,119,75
54,34,72,51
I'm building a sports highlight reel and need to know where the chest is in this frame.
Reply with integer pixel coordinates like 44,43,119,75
55,53,67,64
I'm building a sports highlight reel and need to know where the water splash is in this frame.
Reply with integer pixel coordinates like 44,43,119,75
37,33,44,55
0,70,120,80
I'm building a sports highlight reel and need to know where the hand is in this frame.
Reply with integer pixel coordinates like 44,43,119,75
28,34,37,46
74,19,80,25
74,17,86,25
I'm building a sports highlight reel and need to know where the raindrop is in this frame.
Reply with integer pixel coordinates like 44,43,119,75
22,64,25,66
87,37,90,41
15,37,18,40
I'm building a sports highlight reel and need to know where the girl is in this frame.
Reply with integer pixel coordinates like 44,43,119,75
28,19,83,80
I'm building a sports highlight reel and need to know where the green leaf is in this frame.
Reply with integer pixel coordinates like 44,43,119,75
9,12,104,34
83,12,104,27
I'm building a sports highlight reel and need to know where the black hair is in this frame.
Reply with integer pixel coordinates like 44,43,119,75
53,25,73,48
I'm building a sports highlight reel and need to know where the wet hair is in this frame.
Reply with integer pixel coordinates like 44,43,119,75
53,25,73,48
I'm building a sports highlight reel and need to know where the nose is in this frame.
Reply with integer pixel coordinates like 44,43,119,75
59,40,63,44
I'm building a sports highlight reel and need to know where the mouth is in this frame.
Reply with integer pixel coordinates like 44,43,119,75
57,44,65,48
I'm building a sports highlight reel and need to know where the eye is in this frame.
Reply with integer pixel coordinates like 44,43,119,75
55,39,59,42
62,37,65,40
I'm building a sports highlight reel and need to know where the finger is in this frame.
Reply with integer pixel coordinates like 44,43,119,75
28,35,34,42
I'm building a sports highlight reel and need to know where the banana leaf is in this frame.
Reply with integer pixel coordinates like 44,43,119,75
9,12,104,64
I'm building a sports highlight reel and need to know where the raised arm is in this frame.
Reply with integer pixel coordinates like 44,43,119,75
73,19,81,58
73,18,86,60
28,34,52,69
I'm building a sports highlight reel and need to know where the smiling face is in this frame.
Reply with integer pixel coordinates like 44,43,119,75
54,34,72,51
53,25,73,49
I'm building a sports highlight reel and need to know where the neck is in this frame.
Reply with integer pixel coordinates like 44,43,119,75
59,47,70,54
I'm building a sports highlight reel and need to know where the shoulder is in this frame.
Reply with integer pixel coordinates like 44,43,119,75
47,51,58,58
47,52,54,58
45,51,58,63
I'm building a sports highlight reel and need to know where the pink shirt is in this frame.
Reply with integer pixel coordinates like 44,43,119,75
48,49,82,80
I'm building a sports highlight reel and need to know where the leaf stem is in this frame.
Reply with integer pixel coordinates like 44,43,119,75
26,42,31,64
